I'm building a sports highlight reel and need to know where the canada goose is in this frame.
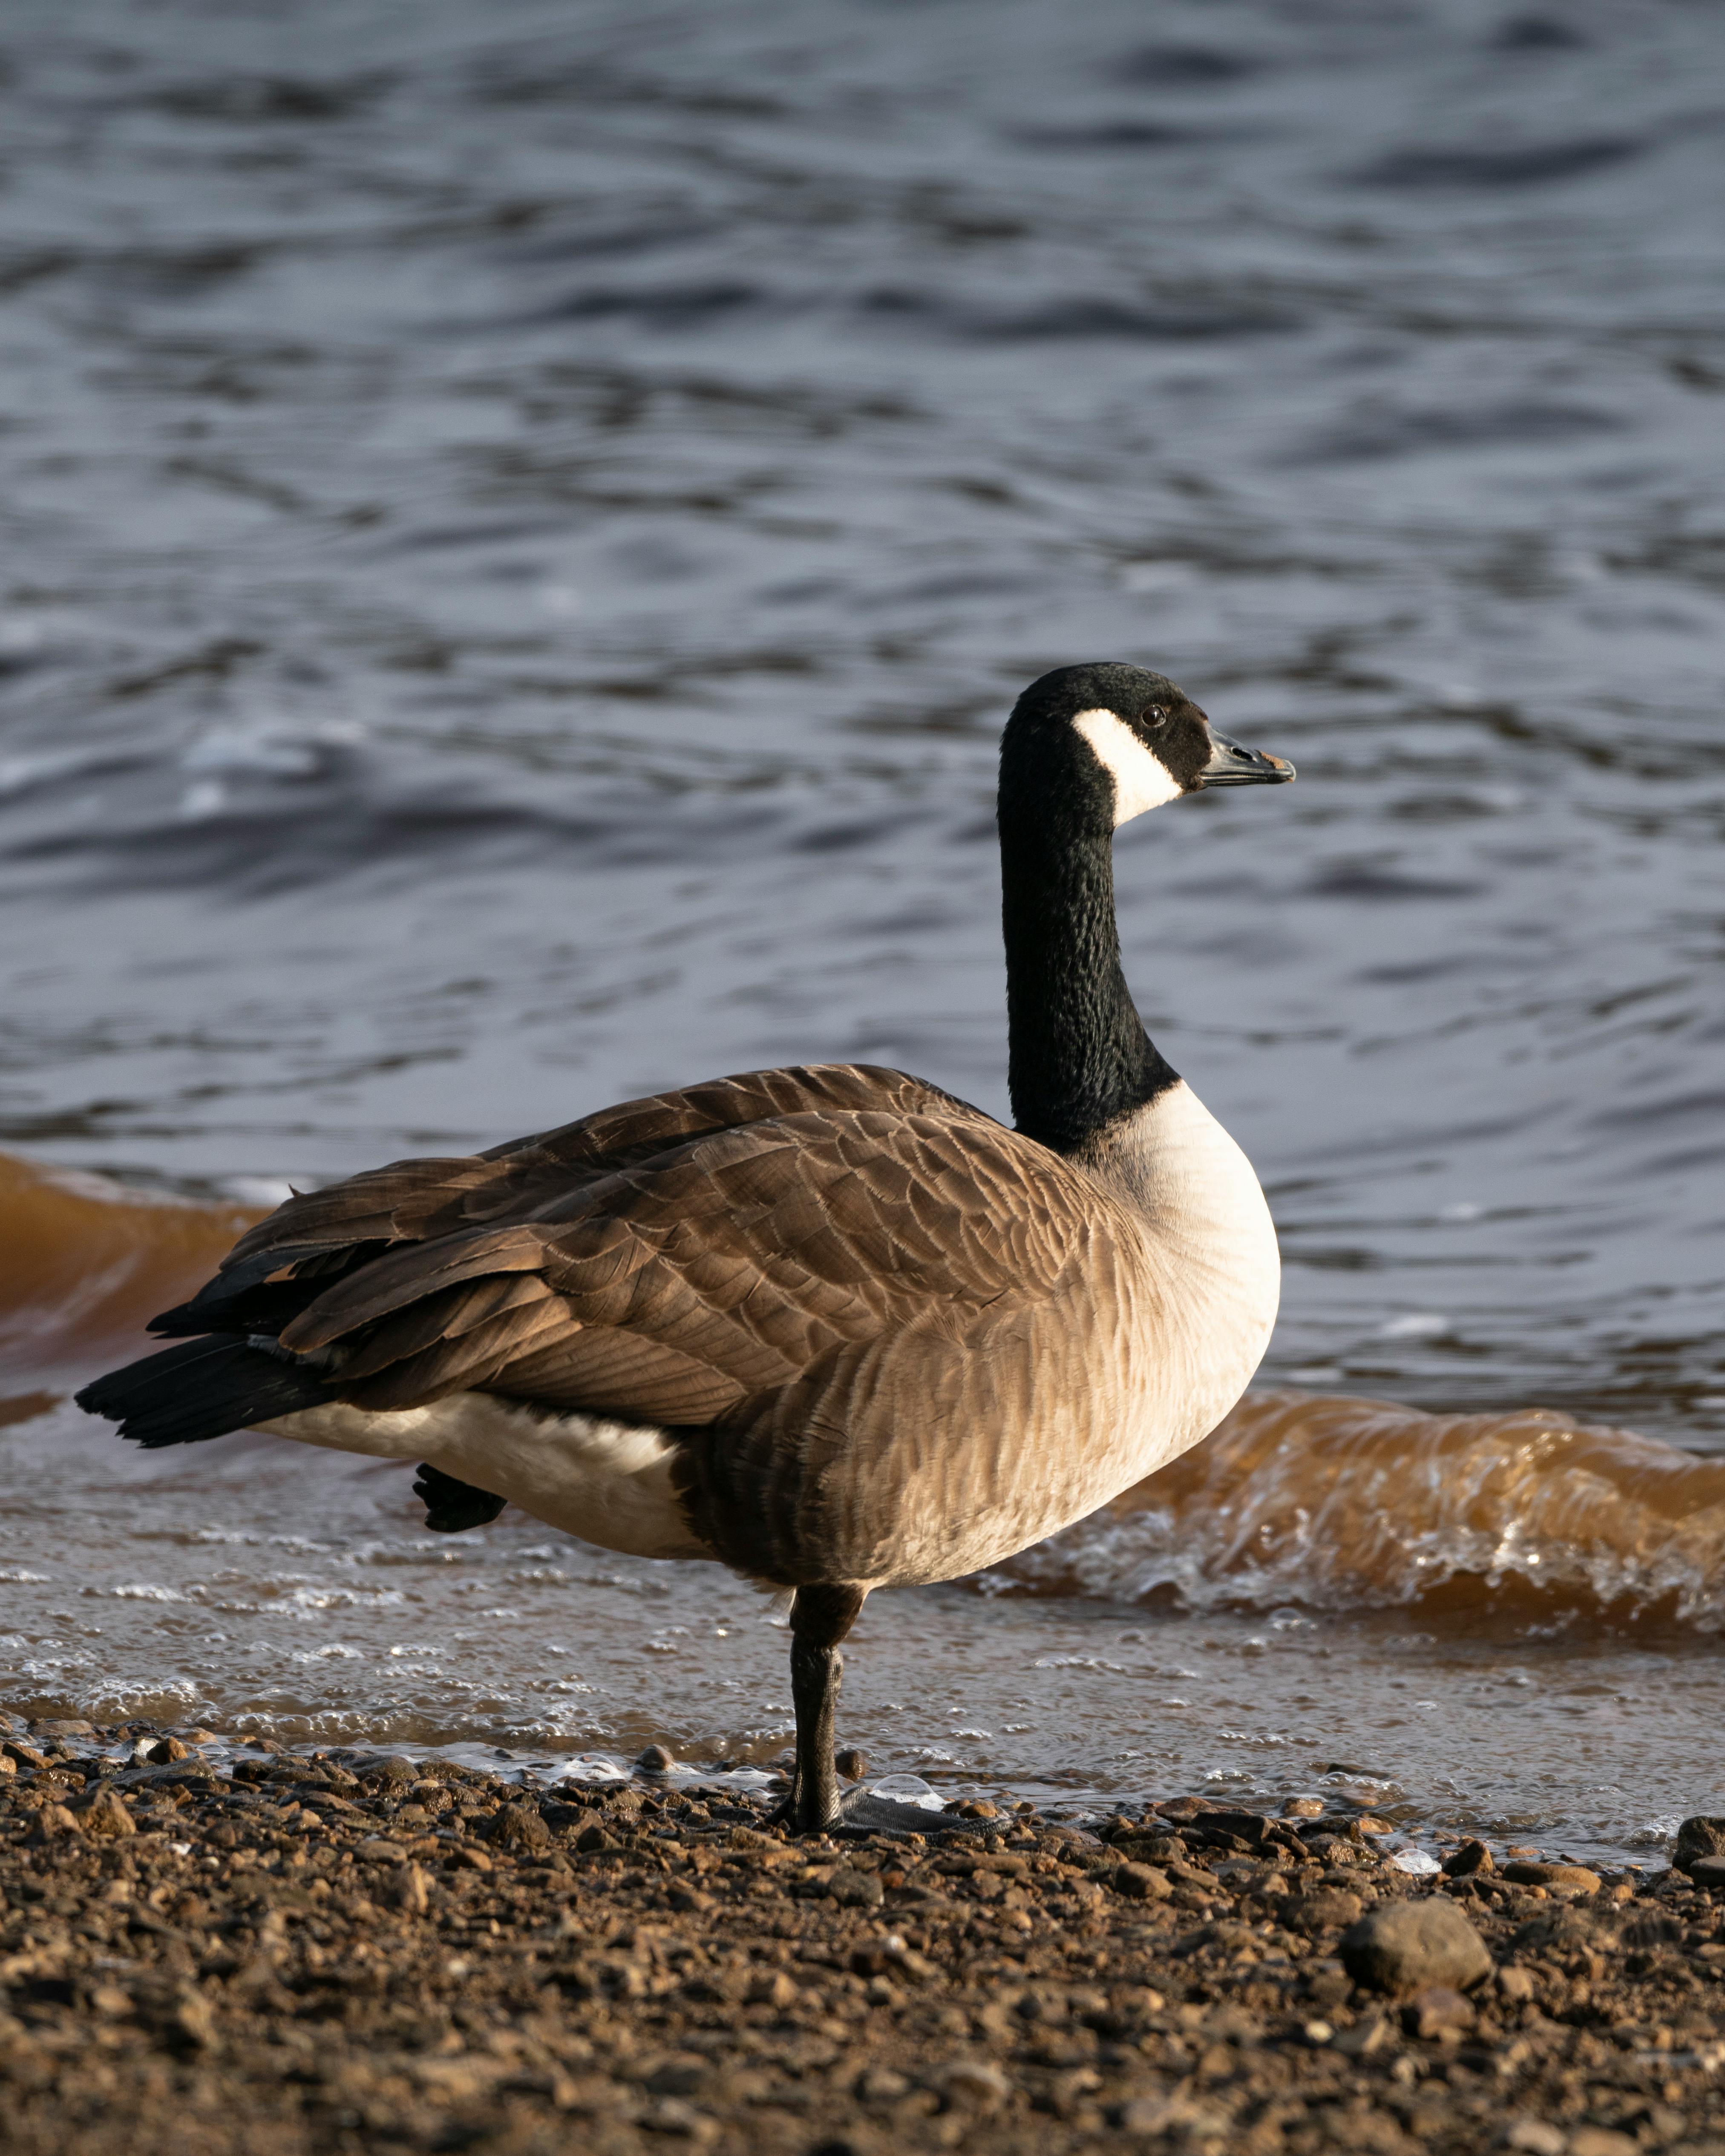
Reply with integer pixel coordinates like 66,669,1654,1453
78,662,1293,1831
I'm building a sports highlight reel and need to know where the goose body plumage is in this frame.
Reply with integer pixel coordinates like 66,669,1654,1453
220,1062,1278,1586
77,659,1294,1830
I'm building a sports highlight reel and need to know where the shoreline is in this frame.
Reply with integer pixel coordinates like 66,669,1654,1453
4,1719,1723,2154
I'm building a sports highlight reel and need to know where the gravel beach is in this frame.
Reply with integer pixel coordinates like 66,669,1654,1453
3,1721,1723,2156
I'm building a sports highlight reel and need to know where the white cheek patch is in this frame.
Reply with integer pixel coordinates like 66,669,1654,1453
1071,708,1183,825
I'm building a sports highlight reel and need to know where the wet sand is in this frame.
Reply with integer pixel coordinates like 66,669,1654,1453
5,1717,1723,2156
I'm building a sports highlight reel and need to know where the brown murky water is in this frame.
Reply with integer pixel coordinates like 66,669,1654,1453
3,1,1724,1865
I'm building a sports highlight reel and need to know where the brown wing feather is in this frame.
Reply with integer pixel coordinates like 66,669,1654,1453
276,1105,1100,1411
187,1063,1138,1586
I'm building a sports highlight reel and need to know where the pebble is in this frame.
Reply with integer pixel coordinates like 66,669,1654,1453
1504,2123,1568,2156
1674,1814,1725,1873
1340,1897,1494,1993
1501,1861,1601,1894
1400,1983,1474,2039
939,2058,1011,2111
1285,1886,1362,1935
485,1801,553,1855
71,1785,136,1839
26,1800,81,1842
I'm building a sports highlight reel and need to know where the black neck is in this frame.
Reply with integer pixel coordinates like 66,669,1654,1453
1001,811,1177,1154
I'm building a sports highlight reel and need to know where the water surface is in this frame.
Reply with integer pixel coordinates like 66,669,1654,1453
2,0,1723,1863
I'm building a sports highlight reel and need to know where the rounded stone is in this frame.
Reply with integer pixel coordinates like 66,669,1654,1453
1340,1897,1493,1995
72,1786,136,1840
1284,1887,1362,1936
487,1803,553,1854
1501,1861,1601,1894
1674,1816,1725,1873
1112,1861,1172,1901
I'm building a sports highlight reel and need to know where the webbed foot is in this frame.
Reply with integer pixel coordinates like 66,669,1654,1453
414,1462,506,1533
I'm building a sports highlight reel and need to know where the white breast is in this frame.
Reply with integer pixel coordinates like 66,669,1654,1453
1077,1079,1282,1479
260,1394,710,1560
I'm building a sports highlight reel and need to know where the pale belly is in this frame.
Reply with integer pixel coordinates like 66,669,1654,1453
260,1394,711,1563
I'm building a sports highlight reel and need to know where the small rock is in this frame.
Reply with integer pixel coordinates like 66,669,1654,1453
835,1747,868,1781
1502,2124,1566,2156
26,1802,81,1843
1282,1797,1325,1819
448,1844,492,1873
1500,1862,1600,1894
1401,1984,1474,2040
145,1737,190,1765
1333,2013,1391,2058
747,1969,799,2009
73,1785,136,1839
858,2065,911,2101
360,1755,415,1788
389,1863,431,1914
577,1822,622,1854
637,2096,718,2143
1496,1966,1537,2003
154,1982,215,2050
1118,2099,1227,2138
668,1883,714,1913
1341,1897,1493,1995
1674,1816,1725,1873
636,1744,677,1774
957,1800,997,1819
1688,1854,1725,1888
1285,1887,1362,1936
34,1718,96,1737
542,1801,602,1835
824,1865,884,1907
1302,2018,1334,2046
487,1802,553,1855
1442,1839,1494,1877
939,2058,1011,2112
645,2053,711,2097
1568,2133,1637,2156
1112,1861,1172,1901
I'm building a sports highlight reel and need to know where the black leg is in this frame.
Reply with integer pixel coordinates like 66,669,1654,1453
783,1583,866,1834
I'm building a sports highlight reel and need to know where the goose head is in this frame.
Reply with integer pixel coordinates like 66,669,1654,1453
999,660,1294,834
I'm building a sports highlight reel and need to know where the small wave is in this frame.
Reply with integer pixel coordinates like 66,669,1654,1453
1351,138,1642,190
0,1152,263,1372
983,1390,1725,1631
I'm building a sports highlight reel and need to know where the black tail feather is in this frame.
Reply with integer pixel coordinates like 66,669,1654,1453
75,1336,339,1449
145,1244,346,1340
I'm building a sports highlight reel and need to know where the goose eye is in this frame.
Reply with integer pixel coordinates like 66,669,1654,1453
1142,706,1166,730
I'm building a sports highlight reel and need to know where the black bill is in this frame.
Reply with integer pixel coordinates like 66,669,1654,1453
1198,731,1296,787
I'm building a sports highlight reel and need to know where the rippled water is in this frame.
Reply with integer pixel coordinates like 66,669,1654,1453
3,0,1723,1861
